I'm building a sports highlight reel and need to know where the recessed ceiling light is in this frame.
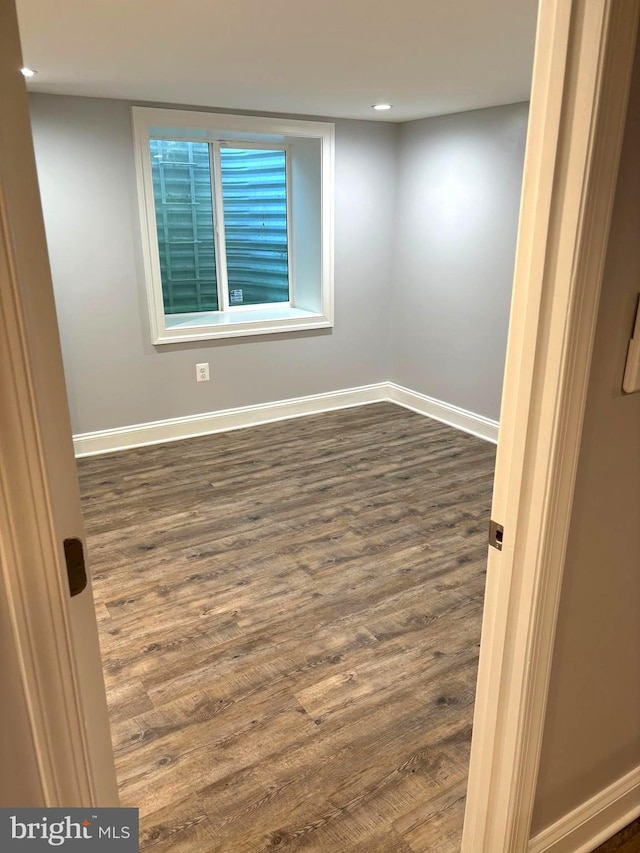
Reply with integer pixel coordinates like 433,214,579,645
21,67,37,78
372,103,392,111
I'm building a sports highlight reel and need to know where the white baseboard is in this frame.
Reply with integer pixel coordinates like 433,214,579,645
387,382,499,444
73,382,499,457
73,383,387,457
529,765,640,853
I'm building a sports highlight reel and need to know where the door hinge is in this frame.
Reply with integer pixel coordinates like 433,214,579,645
64,538,88,597
489,519,504,551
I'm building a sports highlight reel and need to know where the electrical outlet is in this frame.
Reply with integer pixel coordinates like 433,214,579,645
196,362,210,382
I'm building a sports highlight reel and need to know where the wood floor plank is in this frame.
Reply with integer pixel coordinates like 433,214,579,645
394,779,469,853
595,819,640,852
79,402,495,851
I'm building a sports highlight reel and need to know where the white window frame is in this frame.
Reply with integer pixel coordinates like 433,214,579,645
132,107,335,344
212,141,293,314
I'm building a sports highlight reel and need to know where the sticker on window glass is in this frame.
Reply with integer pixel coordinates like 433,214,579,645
229,289,243,304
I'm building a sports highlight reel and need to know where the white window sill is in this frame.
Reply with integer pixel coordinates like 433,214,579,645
155,305,331,344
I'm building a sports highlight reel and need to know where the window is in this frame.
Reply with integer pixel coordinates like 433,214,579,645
133,107,334,344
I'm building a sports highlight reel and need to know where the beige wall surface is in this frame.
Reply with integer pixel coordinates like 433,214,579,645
532,37,640,834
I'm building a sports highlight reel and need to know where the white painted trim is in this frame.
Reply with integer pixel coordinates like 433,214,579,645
387,383,499,444
73,383,388,456
211,141,230,313
131,105,336,141
462,2,640,852
72,382,499,457
528,766,640,853
153,310,332,344
131,106,334,344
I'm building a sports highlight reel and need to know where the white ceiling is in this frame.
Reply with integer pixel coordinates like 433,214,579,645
16,0,538,123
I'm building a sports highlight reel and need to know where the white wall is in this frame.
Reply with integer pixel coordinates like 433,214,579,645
532,39,640,833
391,103,528,421
30,95,528,437
29,95,397,435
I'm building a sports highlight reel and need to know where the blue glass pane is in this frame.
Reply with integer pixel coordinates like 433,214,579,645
150,139,218,314
220,148,289,306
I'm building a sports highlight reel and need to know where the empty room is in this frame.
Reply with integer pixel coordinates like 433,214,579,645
7,1,640,852
14,1,535,849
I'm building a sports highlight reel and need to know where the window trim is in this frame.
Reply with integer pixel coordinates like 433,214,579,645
132,107,334,344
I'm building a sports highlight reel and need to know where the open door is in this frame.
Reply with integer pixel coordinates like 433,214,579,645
0,0,117,805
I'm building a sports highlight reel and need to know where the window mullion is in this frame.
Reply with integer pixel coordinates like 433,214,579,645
285,145,293,306
210,142,229,312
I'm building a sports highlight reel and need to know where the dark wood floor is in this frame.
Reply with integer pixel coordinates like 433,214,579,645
596,819,640,852
79,403,495,852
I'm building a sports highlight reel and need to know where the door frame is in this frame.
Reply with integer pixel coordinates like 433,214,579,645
1,0,639,844
462,0,639,850
0,145,96,806
0,0,117,807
